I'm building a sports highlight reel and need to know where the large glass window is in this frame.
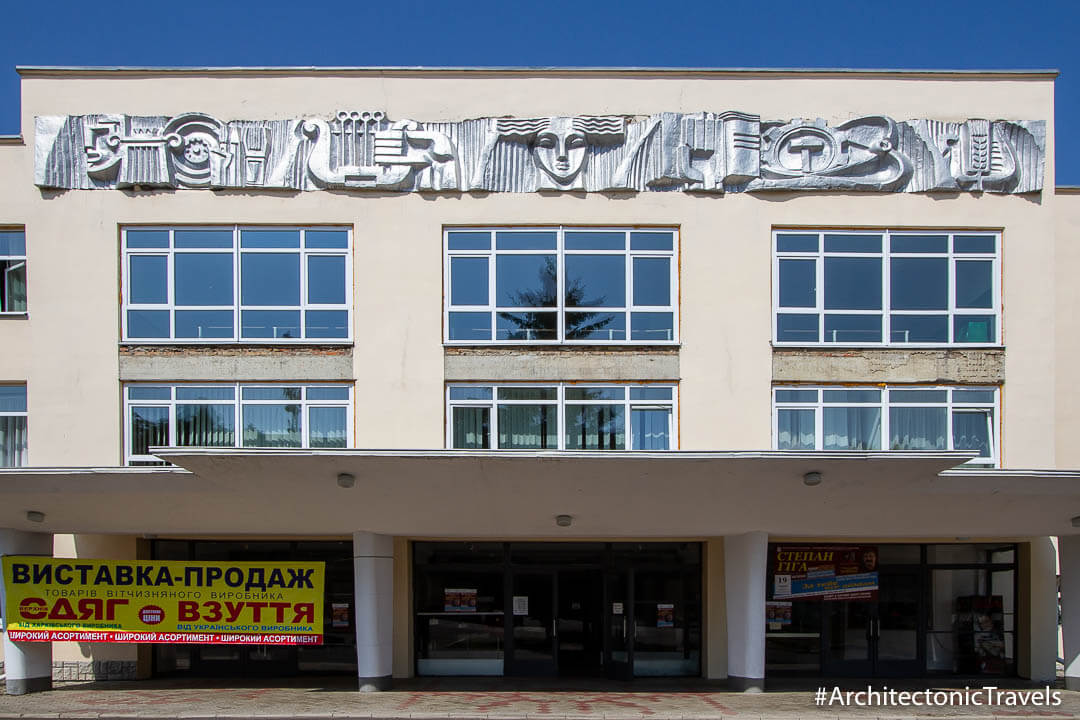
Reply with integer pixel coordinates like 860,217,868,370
447,384,675,450
774,230,1000,345
124,383,352,464
445,227,677,344
774,386,998,466
0,229,26,313
123,227,351,342
0,385,27,467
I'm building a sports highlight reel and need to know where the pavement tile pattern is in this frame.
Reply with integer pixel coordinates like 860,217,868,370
1,679,1077,719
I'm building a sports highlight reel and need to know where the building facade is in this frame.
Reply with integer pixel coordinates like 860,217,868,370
1,66,1079,693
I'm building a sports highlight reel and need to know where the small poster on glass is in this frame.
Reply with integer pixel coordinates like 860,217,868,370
331,603,350,628
444,588,478,612
657,603,674,628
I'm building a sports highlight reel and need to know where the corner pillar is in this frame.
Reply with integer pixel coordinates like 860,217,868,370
353,531,393,691
1060,536,1080,689
724,531,767,692
0,529,53,694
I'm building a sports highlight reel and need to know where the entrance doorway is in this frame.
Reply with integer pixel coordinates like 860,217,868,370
413,542,702,678
506,570,606,677
823,569,922,677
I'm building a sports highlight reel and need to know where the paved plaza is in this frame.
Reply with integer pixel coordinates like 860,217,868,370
1,678,1078,719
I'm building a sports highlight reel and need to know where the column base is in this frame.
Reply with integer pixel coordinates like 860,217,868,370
358,675,392,692
5,675,52,695
727,675,764,693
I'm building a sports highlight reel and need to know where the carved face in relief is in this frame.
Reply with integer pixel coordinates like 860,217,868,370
532,117,588,184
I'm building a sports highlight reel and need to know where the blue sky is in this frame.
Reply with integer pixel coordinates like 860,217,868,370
2,0,1077,184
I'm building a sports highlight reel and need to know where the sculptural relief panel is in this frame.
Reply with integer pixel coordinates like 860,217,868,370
34,110,1045,195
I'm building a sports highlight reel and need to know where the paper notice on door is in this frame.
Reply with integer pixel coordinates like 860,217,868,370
513,595,529,616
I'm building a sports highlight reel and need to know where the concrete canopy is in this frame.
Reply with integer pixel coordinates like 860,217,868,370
1,449,1079,538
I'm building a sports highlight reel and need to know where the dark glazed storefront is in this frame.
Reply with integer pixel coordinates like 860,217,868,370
765,543,1018,678
149,540,356,677
413,542,702,678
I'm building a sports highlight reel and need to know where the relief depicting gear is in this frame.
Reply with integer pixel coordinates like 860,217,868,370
754,116,913,191
163,113,228,188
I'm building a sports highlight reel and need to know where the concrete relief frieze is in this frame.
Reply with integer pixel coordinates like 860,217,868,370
34,110,1045,194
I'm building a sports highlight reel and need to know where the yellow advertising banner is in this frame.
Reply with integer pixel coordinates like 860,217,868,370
2,556,325,645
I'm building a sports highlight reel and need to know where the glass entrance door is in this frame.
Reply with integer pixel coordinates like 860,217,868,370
507,572,556,676
557,570,605,676
605,570,632,679
875,569,922,676
823,570,922,677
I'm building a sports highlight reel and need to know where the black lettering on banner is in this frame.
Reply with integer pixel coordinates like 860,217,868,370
245,568,266,591
32,564,51,584
287,568,314,588
115,566,133,585
12,563,30,583
224,568,243,587
136,566,153,585
154,567,174,586
55,564,73,585
75,565,93,584
206,567,223,586
94,566,113,585
184,567,203,586
267,568,286,588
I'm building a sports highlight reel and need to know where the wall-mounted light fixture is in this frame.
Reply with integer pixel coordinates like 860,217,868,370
1071,516,1080,528
26,510,45,523
803,471,822,487
337,473,356,489
555,514,573,527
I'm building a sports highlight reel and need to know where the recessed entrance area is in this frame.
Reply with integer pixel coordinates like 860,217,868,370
413,542,702,678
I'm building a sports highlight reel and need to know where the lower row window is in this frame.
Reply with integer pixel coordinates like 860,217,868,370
773,386,997,466
125,383,352,465
447,384,675,451
0,385,27,467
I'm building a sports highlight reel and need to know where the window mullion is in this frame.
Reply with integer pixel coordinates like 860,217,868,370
234,228,241,341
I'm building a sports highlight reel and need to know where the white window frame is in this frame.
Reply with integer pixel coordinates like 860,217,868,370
444,226,679,345
0,228,26,315
0,384,27,468
772,385,999,467
122,226,353,343
123,383,354,465
446,383,678,450
772,229,1001,347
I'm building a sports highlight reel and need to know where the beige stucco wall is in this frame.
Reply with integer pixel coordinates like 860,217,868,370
1055,190,1080,468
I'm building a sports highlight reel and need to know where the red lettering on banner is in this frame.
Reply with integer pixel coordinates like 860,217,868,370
178,601,200,621
224,601,244,622
268,602,290,623
19,597,47,620
248,601,267,622
48,598,78,620
292,603,315,624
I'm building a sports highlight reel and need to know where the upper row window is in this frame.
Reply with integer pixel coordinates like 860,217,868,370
122,227,351,342
0,229,26,314
444,227,678,344
774,230,1000,346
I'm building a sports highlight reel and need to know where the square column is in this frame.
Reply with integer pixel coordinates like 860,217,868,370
1061,536,1080,689
0,529,53,695
353,531,393,691
724,531,768,692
